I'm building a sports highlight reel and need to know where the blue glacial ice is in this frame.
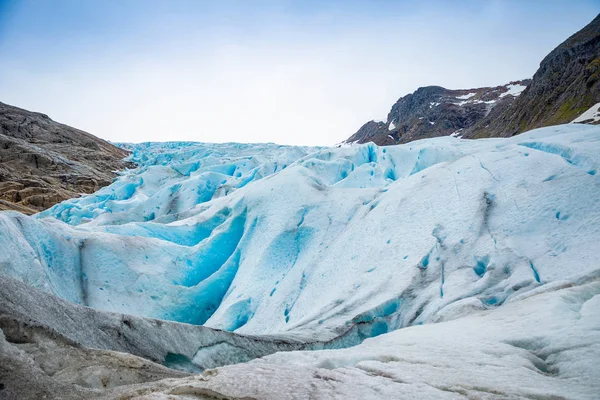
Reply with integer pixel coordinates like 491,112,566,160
1,124,600,343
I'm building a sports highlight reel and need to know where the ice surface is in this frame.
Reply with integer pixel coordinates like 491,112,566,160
1,124,600,346
38,142,320,226
0,276,306,372
126,278,600,399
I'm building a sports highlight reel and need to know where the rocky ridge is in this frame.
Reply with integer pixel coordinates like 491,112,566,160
346,80,530,145
346,13,600,145
0,101,132,214
464,13,600,138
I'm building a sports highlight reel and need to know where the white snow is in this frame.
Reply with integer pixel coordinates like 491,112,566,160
572,102,600,124
457,99,497,107
450,129,463,138
388,121,396,130
499,83,527,98
455,92,476,100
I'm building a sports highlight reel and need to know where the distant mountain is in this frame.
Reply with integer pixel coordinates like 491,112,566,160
464,13,600,138
345,81,530,145
0,101,132,214
346,13,600,145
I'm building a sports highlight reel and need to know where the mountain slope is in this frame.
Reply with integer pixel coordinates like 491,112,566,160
345,81,530,145
0,101,132,214
346,14,600,145
464,13,600,138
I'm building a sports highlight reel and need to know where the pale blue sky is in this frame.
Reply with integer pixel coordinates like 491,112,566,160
1,0,598,144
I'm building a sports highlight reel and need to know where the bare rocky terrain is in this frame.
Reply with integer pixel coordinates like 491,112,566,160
0,102,132,214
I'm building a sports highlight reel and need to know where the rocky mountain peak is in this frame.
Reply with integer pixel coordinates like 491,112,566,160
0,101,133,214
345,80,530,146
464,13,600,138
345,14,599,145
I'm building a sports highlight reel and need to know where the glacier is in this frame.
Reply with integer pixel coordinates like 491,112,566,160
2,125,600,342
107,278,600,399
1,123,600,398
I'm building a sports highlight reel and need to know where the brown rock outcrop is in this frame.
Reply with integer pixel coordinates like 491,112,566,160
0,101,132,214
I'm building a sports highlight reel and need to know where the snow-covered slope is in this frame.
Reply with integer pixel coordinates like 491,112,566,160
1,124,600,347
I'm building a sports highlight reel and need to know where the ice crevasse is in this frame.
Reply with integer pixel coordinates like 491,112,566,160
1,124,599,344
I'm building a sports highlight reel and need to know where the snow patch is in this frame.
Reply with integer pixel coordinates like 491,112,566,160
572,102,600,124
450,129,463,138
499,84,527,98
455,92,476,100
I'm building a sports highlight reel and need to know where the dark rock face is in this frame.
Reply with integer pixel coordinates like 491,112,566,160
388,82,530,143
0,102,132,214
464,14,600,138
345,120,392,145
345,81,530,146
